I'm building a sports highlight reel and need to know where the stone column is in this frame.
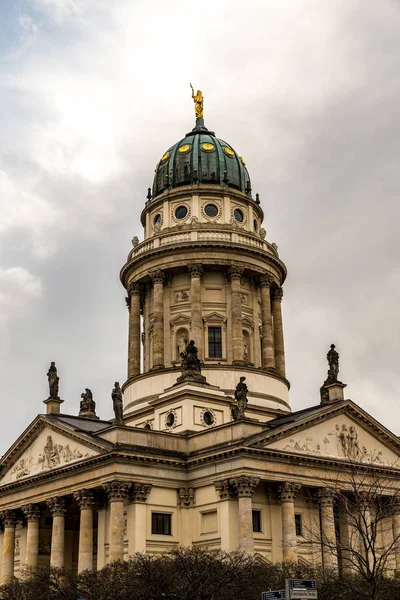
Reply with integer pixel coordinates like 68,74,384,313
231,476,260,552
127,282,141,378
279,482,300,561
214,479,239,551
74,489,95,573
128,483,152,555
188,265,203,358
318,488,338,571
150,270,165,369
1,511,16,585
22,505,40,569
177,487,195,547
272,287,286,377
103,481,132,563
260,274,275,369
229,267,245,364
47,497,66,569
393,499,400,573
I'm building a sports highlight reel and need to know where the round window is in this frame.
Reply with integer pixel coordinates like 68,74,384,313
234,208,244,223
166,412,175,427
154,213,162,225
203,411,214,426
204,204,218,218
175,205,188,220
253,219,258,232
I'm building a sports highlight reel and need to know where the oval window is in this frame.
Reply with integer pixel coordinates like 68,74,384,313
154,213,162,225
204,203,218,218
175,205,188,220
253,219,258,232
234,208,244,223
166,412,175,427
203,411,214,426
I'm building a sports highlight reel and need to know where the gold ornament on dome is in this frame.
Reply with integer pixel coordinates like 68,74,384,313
190,83,204,119
178,144,191,154
202,142,215,152
240,156,246,166
161,151,170,162
223,147,235,157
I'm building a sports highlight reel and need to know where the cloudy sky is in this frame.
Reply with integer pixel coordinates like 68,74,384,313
1,0,399,453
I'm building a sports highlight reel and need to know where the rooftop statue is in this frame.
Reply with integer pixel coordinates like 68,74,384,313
112,382,124,423
177,340,206,384
80,388,96,415
327,343,339,383
47,362,59,399
232,376,248,420
190,83,203,119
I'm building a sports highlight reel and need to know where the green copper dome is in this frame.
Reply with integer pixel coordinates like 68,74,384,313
152,118,252,198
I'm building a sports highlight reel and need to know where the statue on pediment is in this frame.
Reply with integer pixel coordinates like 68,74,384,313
47,362,59,399
327,344,339,382
112,382,124,423
232,376,248,419
80,388,96,417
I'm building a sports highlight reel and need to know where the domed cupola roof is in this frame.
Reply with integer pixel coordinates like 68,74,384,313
152,116,252,199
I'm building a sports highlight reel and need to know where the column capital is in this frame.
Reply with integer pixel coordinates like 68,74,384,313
131,482,152,503
0,510,16,528
260,273,275,288
127,281,141,296
74,489,95,509
103,480,132,502
177,487,196,507
22,504,40,522
318,487,336,506
47,497,66,516
228,266,244,280
272,287,283,302
230,476,260,497
149,270,165,284
279,482,301,502
214,478,236,500
188,264,203,279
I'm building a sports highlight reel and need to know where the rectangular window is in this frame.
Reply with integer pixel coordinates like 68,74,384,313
151,512,172,535
295,513,303,537
208,326,222,358
252,510,262,533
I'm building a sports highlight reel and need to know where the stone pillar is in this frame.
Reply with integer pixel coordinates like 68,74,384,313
279,482,300,561
272,287,286,377
103,481,132,563
177,487,195,547
231,476,260,552
74,489,95,573
214,479,239,551
260,274,275,369
127,282,141,378
22,505,40,569
47,497,66,569
150,270,165,369
318,488,338,571
393,500,400,573
229,267,245,364
188,265,203,358
127,483,152,555
1,511,16,585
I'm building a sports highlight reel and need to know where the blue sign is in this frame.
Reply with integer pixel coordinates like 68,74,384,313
262,592,286,599
290,580,317,589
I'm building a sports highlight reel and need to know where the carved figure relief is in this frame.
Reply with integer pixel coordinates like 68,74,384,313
175,290,190,303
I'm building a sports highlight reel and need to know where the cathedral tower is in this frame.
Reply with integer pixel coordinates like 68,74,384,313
120,96,290,431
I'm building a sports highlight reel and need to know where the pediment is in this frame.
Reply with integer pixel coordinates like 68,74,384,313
0,421,102,485
258,408,400,467
202,311,227,323
170,313,191,326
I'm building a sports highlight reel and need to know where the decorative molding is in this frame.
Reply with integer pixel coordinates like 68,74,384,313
272,287,283,302
230,476,260,497
214,478,235,500
177,487,195,507
260,273,275,288
317,488,336,506
188,264,204,279
131,482,152,503
149,270,165,284
74,489,95,509
278,482,301,502
171,202,191,223
228,266,244,280
127,281,141,297
103,481,132,502
0,510,16,528
46,497,66,517
201,200,221,221
22,504,40,522
174,290,190,303
200,407,217,427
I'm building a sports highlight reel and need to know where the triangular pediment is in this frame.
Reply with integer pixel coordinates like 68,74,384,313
170,313,191,326
0,417,108,486
253,403,400,468
202,311,227,323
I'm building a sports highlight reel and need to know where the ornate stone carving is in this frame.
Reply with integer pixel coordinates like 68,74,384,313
175,290,190,303
46,497,66,517
74,489,95,509
131,482,152,503
228,266,244,280
149,270,165,284
103,481,132,502
131,236,139,247
111,382,124,423
1,511,16,528
230,476,259,497
278,482,301,502
177,340,206,384
188,264,203,279
177,487,195,507
214,479,235,500
259,273,275,288
231,377,248,420
47,361,59,399
127,281,141,296
317,488,336,506
22,504,40,522
79,388,97,418
272,287,283,302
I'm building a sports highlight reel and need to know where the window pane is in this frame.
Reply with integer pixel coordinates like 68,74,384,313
208,327,222,358
252,510,261,533
295,514,302,536
152,512,172,535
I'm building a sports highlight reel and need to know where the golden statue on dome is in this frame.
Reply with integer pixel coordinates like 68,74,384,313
190,83,203,119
